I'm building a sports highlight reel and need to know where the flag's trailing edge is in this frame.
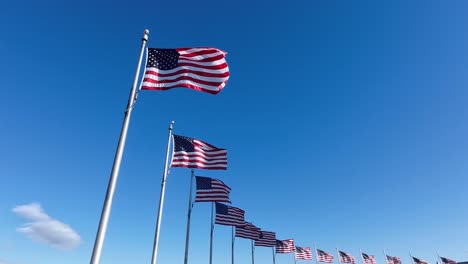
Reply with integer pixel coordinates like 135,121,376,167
141,47,230,94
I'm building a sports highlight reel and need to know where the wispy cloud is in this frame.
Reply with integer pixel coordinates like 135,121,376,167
12,203,81,250
0,260,15,264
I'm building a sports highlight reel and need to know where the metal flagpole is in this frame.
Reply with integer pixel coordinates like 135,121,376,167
359,249,364,264
232,226,235,264
90,29,149,264
251,240,255,264
273,247,276,264
209,202,215,264
409,253,415,264
294,246,297,264
150,121,175,264
314,243,319,264
337,248,341,264
183,169,195,264
383,250,388,264
436,251,442,264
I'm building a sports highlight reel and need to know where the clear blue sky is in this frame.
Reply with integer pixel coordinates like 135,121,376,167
1,0,467,263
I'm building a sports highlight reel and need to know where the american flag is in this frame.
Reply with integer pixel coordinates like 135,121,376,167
339,251,356,264
235,222,260,240
141,47,230,94
386,255,401,264
214,203,244,226
254,231,276,247
275,239,295,253
316,249,334,263
295,246,313,261
413,257,429,264
440,257,456,264
362,253,377,264
195,176,231,203
171,134,227,170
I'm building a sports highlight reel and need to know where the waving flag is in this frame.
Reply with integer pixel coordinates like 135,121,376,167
386,255,401,264
440,257,456,264
141,47,230,94
317,249,334,263
413,257,429,264
254,231,276,247
235,222,260,240
215,203,244,226
276,239,295,253
296,246,313,260
362,253,377,264
171,134,227,170
195,176,231,203
339,251,356,264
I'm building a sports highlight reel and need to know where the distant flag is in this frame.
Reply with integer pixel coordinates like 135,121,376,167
362,253,377,264
339,251,356,264
235,222,260,240
214,203,244,226
386,255,401,264
413,257,429,264
141,47,230,94
195,176,231,203
254,231,276,247
440,257,457,264
296,246,313,261
171,134,227,170
276,239,295,253
316,249,334,263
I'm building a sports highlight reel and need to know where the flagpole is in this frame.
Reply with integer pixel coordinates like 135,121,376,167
359,249,364,264
251,240,255,264
183,169,195,264
232,226,235,264
337,248,341,264
209,202,215,264
149,121,174,264
436,251,442,264
294,247,297,264
273,247,276,264
90,29,149,264
409,253,414,264
383,250,387,264
314,243,319,264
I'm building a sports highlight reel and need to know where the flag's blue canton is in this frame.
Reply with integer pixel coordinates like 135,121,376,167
173,135,195,152
196,176,212,190
296,246,305,253
147,48,180,70
216,203,229,215
276,240,286,247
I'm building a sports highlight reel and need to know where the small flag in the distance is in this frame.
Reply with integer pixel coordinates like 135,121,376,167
362,253,377,264
141,47,230,94
171,134,227,170
317,249,334,263
235,222,260,240
276,239,295,253
386,255,401,264
413,257,429,264
215,203,244,226
295,246,313,260
195,176,231,203
440,257,456,264
339,251,356,264
254,231,276,247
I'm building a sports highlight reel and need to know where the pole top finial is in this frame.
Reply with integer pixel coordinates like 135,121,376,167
169,121,174,130
142,29,150,41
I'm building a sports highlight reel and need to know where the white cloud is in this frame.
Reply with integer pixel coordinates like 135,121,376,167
12,203,81,250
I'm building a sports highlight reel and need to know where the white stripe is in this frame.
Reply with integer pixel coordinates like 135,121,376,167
179,50,225,60
178,58,227,66
194,147,227,155
178,48,223,55
172,158,226,165
145,65,229,75
174,150,227,157
142,79,224,92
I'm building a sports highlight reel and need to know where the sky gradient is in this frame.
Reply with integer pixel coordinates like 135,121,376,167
1,0,467,264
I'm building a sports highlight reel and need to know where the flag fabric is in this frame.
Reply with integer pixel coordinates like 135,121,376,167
141,47,230,94
295,246,313,260
440,257,456,264
235,222,260,240
195,176,231,203
386,255,402,264
275,239,295,253
316,249,334,263
254,231,276,247
362,253,377,264
215,203,244,226
413,257,429,264
171,134,227,170
339,251,356,264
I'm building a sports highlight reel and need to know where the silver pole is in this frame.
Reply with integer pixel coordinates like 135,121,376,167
337,248,341,264
359,249,364,264
409,253,415,264
209,202,215,264
232,226,235,264
90,29,149,264
294,246,297,264
150,121,175,264
436,251,442,264
383,250,387,264
273,247,276,264
251,240,255,264
314,243,319,264
183,169,195,264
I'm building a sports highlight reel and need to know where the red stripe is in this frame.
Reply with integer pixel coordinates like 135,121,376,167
178,49,222,57
178,62,228,70
172,164,227,170
144,69,229,78
173,152,227,159
179,54,225,62
141,82,225,95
